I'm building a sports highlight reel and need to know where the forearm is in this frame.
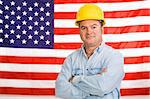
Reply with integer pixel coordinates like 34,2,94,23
55,74,89,99
72,68,124,96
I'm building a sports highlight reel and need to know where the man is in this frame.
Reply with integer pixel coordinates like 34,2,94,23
55,4,125,99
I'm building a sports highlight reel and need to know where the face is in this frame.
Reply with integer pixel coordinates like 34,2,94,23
79,20,103,48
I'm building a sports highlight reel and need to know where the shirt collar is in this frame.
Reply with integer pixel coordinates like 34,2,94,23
81,41,105,54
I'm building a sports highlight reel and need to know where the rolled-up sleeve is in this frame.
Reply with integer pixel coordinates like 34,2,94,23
55,56,89,99
72,52,125,97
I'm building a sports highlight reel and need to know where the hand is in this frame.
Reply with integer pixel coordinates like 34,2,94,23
97,68,107,75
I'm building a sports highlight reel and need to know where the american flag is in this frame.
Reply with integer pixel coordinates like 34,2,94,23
0,0,150,99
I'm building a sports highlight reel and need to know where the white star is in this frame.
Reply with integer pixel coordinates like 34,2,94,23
22,1,27,6
28,16,33,20
5,5,9,10
11,10,15,15
46,12,50,16
40,35,44,40
34,2,38,7
40,7,44,12
10,1,15,6
28,35,32,39
5,24,9,29
45,40,50,45
16,34,21,39
0,38,3,43
4,33,9,38
46,2,50,7
4,15,9,19
46,31,50,35
22,11,27,16
17,6,21,10
0,19,3,24
11,20,15,24
28,25,33,30
40,26,44,30
10,29,14,34
46,21,50,26
16,15,21,20
22,30,27,34
22,39,27,44
28,7,33,11
0,28,3,33
0,0,3,5
16,25,21,29
0,9,3,14
40,16,44,21
10,39,15,44
34,30,38,35
34,21,38,26
34,40,38,44
34,12,38,16
22,20,27,25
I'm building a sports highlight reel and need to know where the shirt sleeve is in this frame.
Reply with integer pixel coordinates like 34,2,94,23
55,56,89,99
72,52,125,97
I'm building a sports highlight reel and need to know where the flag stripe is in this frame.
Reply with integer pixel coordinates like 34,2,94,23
1,47,150,57
54,41,150,49
0,71,149,80
0,79,149,88
54,33,150,42
55,1,150,12
0,87,149,95
54,25,150,35
54,17,150,27
55,9,150,19
1,63,149,73
0,56,149,64
54,0,144,4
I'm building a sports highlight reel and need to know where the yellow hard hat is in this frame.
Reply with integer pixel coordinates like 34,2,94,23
75,4,105,26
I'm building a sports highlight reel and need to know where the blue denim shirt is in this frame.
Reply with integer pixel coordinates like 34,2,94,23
55,42,125,99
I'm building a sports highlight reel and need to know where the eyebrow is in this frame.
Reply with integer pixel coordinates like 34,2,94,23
80,24,99,28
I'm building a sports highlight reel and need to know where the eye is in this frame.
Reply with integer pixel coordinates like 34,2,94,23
80,26,86,30
91,26,97,29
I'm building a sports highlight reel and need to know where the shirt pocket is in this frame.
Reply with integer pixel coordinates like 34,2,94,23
87,67,102,75
72,68,83,76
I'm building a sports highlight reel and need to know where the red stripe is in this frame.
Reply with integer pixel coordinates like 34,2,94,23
0,71,58,80
124,56,150,64
54,0,143,4
55,9,150,19
124,72,150,80
0,56,150,64
54,41,150,49
0,71,149,80
54,25,150,35
0,87,55,95
0,87,149,95
121,88,150,96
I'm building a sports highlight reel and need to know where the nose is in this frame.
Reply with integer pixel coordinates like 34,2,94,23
87,27,92,35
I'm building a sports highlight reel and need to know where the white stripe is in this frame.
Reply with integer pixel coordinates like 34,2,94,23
54,16,150,27
0,63,61,73
0,95,149,99
0,79,149,88
0,79,55,88
0,63,150,73
55,1,150,12
121,79,150,88
124,63,150,73
0,47,150,57
54,32,150,42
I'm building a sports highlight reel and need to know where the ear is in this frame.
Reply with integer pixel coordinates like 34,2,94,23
101,27,104,34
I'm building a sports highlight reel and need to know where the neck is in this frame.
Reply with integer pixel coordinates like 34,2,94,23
84,42,101,58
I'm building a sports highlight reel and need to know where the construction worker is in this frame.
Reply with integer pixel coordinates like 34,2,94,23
55,4,125,99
